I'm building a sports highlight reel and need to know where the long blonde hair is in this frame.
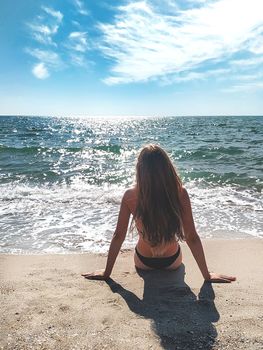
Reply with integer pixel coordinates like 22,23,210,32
134,144,185,246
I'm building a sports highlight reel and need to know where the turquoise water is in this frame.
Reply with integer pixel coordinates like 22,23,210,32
0,115,262,253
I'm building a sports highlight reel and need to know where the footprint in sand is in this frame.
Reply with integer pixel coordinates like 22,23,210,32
59,304,70,312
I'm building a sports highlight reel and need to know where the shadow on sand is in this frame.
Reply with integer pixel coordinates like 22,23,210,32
106,264,219,350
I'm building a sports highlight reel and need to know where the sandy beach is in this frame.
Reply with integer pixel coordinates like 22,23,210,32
1,238,263,350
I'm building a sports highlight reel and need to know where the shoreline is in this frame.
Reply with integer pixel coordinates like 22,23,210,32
1,236,262,256
1,238,263,349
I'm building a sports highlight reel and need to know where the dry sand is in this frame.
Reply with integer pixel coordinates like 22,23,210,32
1,238,263,350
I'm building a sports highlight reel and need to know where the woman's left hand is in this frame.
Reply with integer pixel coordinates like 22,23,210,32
206,272,236,283
81,269,109,280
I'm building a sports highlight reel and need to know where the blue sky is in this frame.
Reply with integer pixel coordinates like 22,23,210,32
0,0,263,116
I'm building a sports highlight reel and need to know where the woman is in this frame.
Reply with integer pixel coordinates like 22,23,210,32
82,144,236,283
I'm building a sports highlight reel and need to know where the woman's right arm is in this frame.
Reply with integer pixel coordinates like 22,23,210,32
180,188,236,283
81,190,131,280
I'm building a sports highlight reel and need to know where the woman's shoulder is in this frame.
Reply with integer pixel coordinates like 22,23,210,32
178,186,190,205
123,187,137,201
121,187,137,214
180,186,188,197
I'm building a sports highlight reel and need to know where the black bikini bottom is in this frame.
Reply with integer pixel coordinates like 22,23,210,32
135,245,181,269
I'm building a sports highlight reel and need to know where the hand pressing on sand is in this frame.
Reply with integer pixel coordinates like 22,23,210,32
205,272,236,283
81,270,109,280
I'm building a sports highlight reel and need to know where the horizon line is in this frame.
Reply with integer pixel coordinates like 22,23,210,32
0,114,263,118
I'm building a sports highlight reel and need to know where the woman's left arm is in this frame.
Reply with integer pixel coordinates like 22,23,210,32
82,191,131,280
181,188,236,283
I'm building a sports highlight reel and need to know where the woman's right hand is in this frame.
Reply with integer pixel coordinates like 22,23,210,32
205,272,236,283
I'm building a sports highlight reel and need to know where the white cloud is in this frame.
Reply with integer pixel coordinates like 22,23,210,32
65,31,89,67
27,6,63,46
68,32,88,52
42,6,63,22
32,62,49,79
26,3,93,78
72,20,81,28
231,56,263,67
26,48,63,67
26,48,64,79
223,81,263,92
73,0,89,16
246,26,263,54
160,68,231,85
98,0,263,85
69,53,87,67
185,0,211,4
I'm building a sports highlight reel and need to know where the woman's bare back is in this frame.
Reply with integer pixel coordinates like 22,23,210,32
124,187,180,259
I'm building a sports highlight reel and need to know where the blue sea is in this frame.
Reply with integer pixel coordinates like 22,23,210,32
0,115,262,253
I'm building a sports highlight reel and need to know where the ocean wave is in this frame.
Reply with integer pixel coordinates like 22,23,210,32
0,144,123,155
0,179,262,253
92,144,122,154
